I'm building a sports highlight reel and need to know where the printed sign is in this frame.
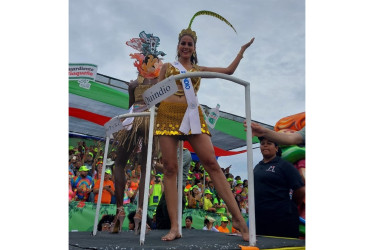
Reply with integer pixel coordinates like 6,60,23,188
104,117,123,137
142,77,178,108
69,63,98,81
206,104,220,129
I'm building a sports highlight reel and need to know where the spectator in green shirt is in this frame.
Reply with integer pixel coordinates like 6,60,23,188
213,194,227,215
149,174,164,207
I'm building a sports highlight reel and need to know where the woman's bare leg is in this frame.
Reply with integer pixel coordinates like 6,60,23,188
158,135,181,241
114,143,135,208
110,142,136,233
188,134,249,241
137,144,148,208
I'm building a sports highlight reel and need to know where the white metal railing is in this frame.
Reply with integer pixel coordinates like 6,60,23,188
92,72,256,247
92,108,155,245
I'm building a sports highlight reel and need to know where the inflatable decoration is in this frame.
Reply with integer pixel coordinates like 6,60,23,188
274,112,306,230
274,112,305,132
273,112,305,164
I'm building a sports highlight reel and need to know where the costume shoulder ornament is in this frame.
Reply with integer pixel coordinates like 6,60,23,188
125,31,166,79
179,10,237,42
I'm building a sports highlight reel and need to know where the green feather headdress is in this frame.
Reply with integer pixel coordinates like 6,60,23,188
179,10,237,43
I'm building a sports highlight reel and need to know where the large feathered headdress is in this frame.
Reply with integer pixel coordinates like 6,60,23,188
178,10,237,43
125,31,166,79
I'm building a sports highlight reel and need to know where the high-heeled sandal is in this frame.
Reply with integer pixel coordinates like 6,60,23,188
133,208,142,235
110,207,126,234
133,208,152,235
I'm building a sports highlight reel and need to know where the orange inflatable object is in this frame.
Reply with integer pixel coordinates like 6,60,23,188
274,112,305,132
239,246,259,250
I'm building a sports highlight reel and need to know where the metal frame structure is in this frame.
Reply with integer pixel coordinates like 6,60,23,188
92,72,256,247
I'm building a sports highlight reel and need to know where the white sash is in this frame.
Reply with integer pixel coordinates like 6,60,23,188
122,105,134,131
122,103,149,131
172,61,201,134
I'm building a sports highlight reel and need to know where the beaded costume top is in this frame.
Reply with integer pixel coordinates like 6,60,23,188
165,63,201,96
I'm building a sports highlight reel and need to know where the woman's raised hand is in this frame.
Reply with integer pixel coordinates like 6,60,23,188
241,37,255,52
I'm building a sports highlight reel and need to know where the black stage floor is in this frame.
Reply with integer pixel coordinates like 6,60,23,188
69,230,305,250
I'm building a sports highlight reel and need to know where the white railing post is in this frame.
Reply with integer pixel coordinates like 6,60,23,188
92,136,111,236
245,84,256,246
140,106,156,245
177,141,184,236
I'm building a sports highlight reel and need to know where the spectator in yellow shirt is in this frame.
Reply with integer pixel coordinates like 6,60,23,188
203,190,216,213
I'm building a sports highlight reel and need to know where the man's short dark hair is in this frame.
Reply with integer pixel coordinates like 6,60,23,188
97,214,115,231
258,136,278,146
186,216,193,222
258,137,282,156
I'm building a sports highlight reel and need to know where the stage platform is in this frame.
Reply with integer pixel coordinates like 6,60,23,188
69,229,305,250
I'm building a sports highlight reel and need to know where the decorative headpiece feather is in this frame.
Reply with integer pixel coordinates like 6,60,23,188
179,10,237,43
125,31,166,79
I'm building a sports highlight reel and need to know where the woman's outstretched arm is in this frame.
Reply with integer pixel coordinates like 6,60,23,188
199,37,255,75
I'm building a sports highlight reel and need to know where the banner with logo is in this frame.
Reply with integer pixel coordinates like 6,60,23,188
69,63,98,81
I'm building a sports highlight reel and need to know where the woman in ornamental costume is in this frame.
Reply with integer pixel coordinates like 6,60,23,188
110,31,165,234
155,10,255,241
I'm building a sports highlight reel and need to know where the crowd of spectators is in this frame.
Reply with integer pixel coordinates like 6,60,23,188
69,139,249,234
69,137,304,238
